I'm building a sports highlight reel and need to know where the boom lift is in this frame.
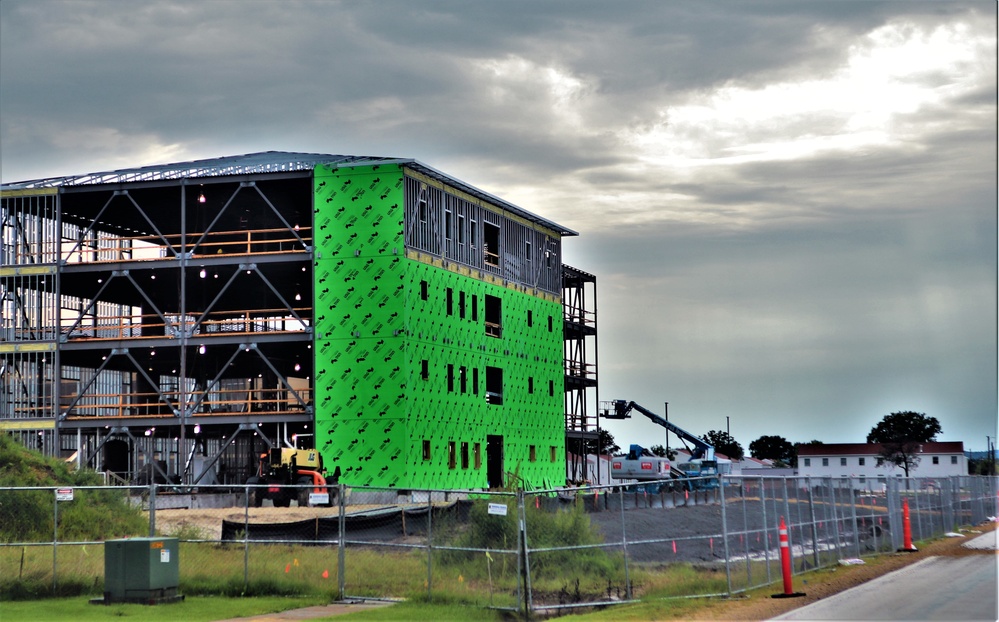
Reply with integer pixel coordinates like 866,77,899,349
602,400,719,491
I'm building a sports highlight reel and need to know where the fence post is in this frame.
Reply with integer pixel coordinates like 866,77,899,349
806,477,819,569
760,477,771,585
149,483,156,536
781,478,794,576
618,487,632,600
243,483,250,591
849,478,860,558
426,489,433,602
829,478,842,561
337,483,345,600
52,487,58,593
518,491,533,617
719,474,731,596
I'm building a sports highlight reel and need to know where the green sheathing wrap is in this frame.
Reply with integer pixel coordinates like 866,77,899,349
314,163,565,490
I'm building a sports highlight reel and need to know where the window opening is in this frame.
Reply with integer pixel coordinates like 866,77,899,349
459,291,466,319
485,295,502,338
423,440,432,461
528,377,534,394
471,295,478,321
474,443,482,469
421,359,429,380
486,366,503,405
473,367,479,394
527,310,533,327
529,445,537,462
448,442,457,469
447,364,454,392
459,366,467,393
420,280,428,301
484,223,500,266
446,288,453,316
550,446,557,462
461,442,470,469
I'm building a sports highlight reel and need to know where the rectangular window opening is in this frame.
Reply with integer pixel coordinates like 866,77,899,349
529,445,537,462
822,458,829,466
422,440,431,461
528,377,534,394
550,446,557,462
471,295,478,322
420,280,428,301
527,310,533,327
840,457,847,466
421,359,429,380
474,443,482,469
459,366,467,394
547,315,554,332
448,442,456,469
446,288,453,316
858,457,865,466
447,364,454,393
486,366,503,405
549,379,554,397
461,442,470,469
484,223,500,266
473,367,479,395
485,295,502,338
932,456,939,465
803,458,811,467
459,290,466,320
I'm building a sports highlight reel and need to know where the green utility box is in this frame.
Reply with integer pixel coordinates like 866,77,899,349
100,537,182,604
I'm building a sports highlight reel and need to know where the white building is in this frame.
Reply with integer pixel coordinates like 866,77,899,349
797,442,966,489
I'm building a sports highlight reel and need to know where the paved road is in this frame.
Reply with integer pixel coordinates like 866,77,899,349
774,531,998,621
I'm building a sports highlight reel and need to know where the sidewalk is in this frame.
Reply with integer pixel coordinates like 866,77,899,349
217,599,395,621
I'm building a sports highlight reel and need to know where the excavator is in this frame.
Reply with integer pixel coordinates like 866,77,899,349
603,400,719,491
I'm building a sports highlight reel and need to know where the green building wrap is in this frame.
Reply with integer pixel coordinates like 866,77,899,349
313,163,565,490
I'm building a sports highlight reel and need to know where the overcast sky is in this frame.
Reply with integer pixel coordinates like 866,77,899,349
2,1,995,454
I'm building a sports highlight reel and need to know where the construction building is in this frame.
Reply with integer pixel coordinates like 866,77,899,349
1,152,601,490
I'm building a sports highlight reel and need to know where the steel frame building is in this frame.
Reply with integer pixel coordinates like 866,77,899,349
1,152,601,489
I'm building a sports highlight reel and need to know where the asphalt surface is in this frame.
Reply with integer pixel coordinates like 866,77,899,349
773,530,998,621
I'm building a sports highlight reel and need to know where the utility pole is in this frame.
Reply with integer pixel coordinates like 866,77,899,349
726,416,730,436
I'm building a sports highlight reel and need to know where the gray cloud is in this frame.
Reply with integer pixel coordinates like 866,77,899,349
2,0,995,449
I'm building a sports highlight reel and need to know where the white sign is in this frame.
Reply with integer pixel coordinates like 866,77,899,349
55,488,74,502
487,503,508,516
309,492,330,506
160,549,170,563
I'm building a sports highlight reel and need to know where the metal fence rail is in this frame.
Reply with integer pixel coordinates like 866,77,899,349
1,475,995,614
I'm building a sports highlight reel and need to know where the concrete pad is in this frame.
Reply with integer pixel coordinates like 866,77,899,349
962,529,998,551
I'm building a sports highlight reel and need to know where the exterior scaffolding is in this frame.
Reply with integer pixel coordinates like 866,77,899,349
563,264,600,484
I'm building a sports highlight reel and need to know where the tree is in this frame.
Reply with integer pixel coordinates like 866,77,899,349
866,411,942,478
748,435,797,467
649,444,677,460
566,428,620,456
702,430,744,461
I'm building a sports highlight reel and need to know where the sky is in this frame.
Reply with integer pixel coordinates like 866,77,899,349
1,1,996,453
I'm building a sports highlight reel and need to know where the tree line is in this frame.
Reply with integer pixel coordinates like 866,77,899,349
568,410,993,475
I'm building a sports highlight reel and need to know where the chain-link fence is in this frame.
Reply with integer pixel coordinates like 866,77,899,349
1,475,996,613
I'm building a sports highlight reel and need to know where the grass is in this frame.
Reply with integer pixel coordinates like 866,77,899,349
0,595,330,621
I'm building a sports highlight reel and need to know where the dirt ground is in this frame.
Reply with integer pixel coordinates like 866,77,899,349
153,505,378,540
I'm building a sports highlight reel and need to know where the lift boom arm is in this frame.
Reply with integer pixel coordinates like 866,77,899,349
603,400,715,461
